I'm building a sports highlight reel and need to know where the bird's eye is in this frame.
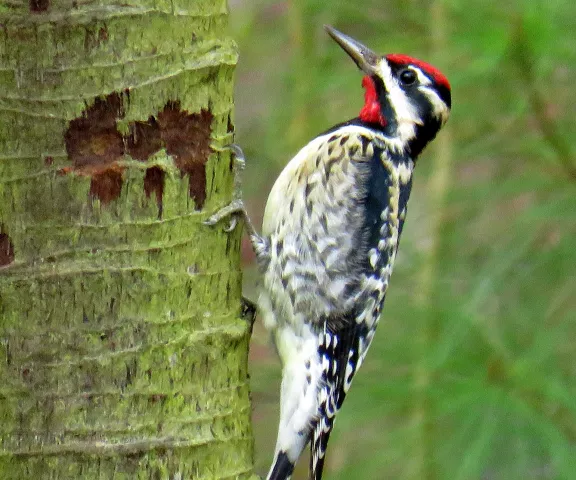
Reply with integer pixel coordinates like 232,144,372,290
399,69,417,85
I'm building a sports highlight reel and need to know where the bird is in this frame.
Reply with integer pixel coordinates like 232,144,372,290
205,25,451,480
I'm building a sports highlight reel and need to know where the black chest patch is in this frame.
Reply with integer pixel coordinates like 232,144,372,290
358,146,413,276
364,147,392,252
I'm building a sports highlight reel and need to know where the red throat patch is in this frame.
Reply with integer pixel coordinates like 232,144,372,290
359,76,386,127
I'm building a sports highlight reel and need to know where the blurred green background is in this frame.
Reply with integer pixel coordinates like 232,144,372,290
228,1,576,478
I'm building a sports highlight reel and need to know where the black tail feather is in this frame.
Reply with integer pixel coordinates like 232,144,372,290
268,451,295,480
309,321,364,480
310,422,333,480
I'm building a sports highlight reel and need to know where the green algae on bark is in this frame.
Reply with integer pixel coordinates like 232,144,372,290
0,1,255,478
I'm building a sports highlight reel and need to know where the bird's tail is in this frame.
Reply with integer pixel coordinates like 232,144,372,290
267,451,295,480
309,385,340,480
310,416,331,480
309,322,364,480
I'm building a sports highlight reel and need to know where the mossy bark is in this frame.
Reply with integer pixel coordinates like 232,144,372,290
0,1,254,479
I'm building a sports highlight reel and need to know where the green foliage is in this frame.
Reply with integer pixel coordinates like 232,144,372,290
232,0,576,478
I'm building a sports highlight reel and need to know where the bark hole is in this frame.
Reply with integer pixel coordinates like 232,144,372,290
144,167,165,218
29,0,49,12
98,27,109,43
227,113,234,133
0,230,15,266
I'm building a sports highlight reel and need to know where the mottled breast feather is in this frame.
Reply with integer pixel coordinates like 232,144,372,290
260,123,414,338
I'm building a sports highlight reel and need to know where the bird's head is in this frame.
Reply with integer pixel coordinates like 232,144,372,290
325,25,451,156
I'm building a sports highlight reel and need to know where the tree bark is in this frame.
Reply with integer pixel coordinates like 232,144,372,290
0,1,254,478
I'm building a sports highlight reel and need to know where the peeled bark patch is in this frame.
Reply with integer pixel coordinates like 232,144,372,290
64,93,126,204
89,169,124,204
65,93,125,169
126,118,162,161
64,95,212,210
0,231,15,266
157,103,213,210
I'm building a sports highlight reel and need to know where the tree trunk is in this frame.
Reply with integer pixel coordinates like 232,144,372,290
0,1,254,479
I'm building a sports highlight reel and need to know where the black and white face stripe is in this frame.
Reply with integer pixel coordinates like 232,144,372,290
375,60,422,145
385,59,451,123
363,58,451,155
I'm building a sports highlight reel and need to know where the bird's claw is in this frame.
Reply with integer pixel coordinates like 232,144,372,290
203,198,246,233
224,215,239,233
229,143,246,171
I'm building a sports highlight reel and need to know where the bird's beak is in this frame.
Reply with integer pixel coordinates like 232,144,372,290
324,25,379,75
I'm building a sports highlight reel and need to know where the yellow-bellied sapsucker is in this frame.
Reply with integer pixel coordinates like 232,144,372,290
206,25,451,480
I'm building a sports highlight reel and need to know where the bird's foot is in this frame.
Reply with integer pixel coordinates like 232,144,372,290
204,143,248,233
203,198,247,233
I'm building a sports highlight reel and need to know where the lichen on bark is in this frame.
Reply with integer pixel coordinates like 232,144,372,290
0,1,255,478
